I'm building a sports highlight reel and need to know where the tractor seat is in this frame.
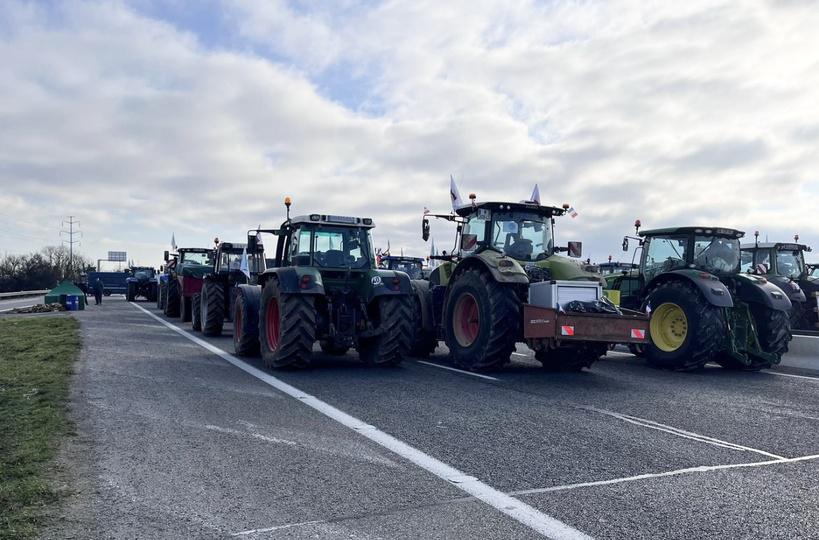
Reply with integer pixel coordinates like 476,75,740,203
323,250,346,267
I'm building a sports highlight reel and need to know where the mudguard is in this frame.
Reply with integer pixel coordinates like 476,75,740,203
454,252,529,285
366,269,413,302
766,275,806,304
645,269,734,308
259,267,325,295
733,274,792,312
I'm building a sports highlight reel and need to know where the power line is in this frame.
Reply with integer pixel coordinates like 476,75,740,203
60,216,82,275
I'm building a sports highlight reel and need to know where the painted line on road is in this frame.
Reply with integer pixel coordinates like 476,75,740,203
232,519,324,536
509,453,819,496
416,360,500,381
581,406,786,460
130,303,592,540
793,334,819,340
765,371,819,382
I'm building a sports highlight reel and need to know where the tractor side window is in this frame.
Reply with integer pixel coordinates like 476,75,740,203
740,251,753,273
693,236,739,274
292,230,312,266
753,249,771,273
314,228,369,268
462,217,487,253
776,250,803,279
643,236,687,282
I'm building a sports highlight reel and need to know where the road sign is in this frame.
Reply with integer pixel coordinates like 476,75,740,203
108,251,127,262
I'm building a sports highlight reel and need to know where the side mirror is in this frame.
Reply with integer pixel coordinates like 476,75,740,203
247,234,258,253
422,218,430,241
568,241,582,258
622,237,629,252
163,250,169,262
160,265,164,272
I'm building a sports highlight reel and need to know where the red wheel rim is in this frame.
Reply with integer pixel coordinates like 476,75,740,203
453,293,480,347
265,298,280,350
234,302,243,341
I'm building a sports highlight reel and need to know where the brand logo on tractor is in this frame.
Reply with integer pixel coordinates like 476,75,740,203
371,276,382,285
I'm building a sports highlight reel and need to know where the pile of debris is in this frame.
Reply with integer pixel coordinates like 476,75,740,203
12,303,66,314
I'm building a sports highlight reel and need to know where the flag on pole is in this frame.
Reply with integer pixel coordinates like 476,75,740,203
429,237,437,268
530,184,541,204
239,246,250,279
256,225,263,246
171,233,177,251
567,206,579,218
450,175,464,210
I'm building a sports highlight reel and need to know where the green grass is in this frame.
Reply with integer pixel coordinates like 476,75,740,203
0,317,80,540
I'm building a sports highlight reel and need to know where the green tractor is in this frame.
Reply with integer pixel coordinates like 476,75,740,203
194,240,266,346
379,255,427,280
417,196,649,371
243,198,415,368
125,266,158,302
740,234,817,330
609,223,792,370
162,247,215,320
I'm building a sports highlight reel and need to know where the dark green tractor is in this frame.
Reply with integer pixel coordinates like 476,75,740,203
418,197,649,371
247,199,414,368
741,235,817,330
195,240,266,346
610,224,792,371
125,266,158,302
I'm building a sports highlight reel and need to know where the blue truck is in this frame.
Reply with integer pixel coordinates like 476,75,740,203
86,271,129,295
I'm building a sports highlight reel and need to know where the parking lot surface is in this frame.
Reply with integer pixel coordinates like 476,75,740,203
46,297,819,539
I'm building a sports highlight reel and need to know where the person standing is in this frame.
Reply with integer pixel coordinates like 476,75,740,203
92,278,104,305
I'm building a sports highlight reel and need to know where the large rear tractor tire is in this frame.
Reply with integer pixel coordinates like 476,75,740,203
201,281,225,336
259,280,316,368
191,293,202,332
233,287,261,356
644,280,725,371
164,277,180,318
536,344,606,371
126,283,136,302
357,295,413,366
443,268,519,371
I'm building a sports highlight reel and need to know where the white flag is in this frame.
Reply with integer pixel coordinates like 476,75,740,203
450,174,464,210
531,184,541,204
239,247,250,279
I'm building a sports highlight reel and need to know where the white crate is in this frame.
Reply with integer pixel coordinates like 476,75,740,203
528,280,602,309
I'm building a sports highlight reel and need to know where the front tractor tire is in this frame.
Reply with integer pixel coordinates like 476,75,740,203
164,277,181,318
259,280,316,368
644,280,725,371
191,293,202,332
180,294,192,323
126,283,136,302
743,304,791,370
234,288,261,356
157,282,166,310
357,295,413,366
443,268,519,371
201,280,225,336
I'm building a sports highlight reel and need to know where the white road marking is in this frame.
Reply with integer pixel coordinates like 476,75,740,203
512,352,530,358
582,406,786,460
793,335,819,340
509,453,819,496
131,303,592,540
416,360,500,381
765,371,819,382
605,351,634,357
232,520,325,536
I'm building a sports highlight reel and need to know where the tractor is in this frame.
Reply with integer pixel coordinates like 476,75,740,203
162,247,215,320
609,223,792,370
741,235,818,330
240,198,414,368
417,195,649,371
125,267,158,302
379,255,427,280
194,240,266,342
157,258,175,311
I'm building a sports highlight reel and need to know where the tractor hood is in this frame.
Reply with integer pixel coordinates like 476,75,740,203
533,254,605,283
179,262,213,279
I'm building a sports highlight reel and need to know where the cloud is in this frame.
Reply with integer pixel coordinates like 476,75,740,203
0,0,818,266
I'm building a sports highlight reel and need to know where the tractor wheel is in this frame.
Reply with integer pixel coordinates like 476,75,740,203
408,283,437,358
147,284,158,303
126,283,135,302
320,341,349,355
357,295,413,366
536,344,606,371
201,281,225,336
259,280,316,368
191,293,202,332
165,278,180,317
644,280,725,371
789,301,808,331
180,295,191,322
233,288,260,356
443,268,519,371
157,283,165,310
750,304,791,367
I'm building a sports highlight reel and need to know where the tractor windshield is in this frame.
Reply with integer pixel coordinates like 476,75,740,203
181,251,214,266
775,249,804,279
387,259,423,279
489,212,553,261
693,236,741,275
310,227,372,269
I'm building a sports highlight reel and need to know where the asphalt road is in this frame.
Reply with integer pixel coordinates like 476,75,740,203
0,294,43,311
45,297,819,539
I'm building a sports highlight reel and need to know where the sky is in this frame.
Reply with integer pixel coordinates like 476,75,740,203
1,0,818,267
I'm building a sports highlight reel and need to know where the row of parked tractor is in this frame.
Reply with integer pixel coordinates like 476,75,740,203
141,192,817,374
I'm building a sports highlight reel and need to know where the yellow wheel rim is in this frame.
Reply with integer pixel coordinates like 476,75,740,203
650,302,688,352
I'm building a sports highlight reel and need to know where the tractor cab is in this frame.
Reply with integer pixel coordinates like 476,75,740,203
380,255,425,279
213,241,266,284
178,248,215,268
271,214,376,271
